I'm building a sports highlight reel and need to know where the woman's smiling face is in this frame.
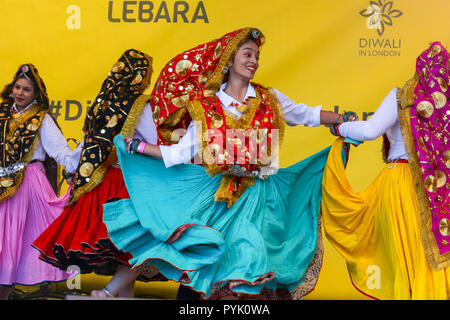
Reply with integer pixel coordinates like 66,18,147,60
229,40,260,82
12,77,36,109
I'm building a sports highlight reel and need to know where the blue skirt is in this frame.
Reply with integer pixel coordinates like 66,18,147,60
103,134,330,299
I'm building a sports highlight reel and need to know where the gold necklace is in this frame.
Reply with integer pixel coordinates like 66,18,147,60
224,85,246,104
224,86,250,114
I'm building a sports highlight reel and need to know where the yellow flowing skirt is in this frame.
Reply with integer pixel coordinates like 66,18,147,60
321,138,450,300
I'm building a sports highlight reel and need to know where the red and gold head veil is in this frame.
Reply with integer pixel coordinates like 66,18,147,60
149,28,289,208
149,27,265,146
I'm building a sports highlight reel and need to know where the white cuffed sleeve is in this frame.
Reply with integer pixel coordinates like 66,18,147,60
39,114,81,173
273,88,322,127
338,88,398,141
159,121,201,168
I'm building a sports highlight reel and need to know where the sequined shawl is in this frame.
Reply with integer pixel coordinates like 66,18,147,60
397,41,450,270
68,49,153,205
0,100,46,201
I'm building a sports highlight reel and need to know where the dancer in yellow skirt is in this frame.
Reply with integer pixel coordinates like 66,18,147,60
321,42,450,300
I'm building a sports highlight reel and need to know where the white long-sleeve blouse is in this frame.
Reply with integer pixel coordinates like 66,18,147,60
156,82,323,168
10,100,83,173
337,88,408,161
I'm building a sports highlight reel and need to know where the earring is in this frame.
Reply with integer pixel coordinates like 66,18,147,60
9,93,13,98
222,65,229,74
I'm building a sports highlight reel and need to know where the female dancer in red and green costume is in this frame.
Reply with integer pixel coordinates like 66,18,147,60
103,27,356,299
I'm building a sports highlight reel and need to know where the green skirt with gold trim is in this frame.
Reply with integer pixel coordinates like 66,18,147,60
103,134,329,299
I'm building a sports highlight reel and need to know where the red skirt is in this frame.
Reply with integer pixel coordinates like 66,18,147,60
32,167,133,276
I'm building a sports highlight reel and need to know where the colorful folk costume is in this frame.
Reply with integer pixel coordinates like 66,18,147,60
322,42,450,299
0,64,79,286
102,28,332,299
33,50,156,278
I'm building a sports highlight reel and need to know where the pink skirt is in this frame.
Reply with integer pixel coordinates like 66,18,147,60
0,162,72,286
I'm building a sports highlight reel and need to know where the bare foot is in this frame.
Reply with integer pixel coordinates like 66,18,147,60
90,288,114,298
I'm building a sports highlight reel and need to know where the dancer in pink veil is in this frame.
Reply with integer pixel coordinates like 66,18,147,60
0,64,81,299
322,42,450,299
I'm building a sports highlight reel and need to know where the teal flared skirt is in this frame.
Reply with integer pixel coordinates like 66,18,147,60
103,135,330,299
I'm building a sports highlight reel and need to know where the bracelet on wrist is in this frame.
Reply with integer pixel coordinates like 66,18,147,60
127,139,135,154
62,168,73,180
132,139,141,154
330,123,341,136
342,111,358,122
137,141,146,154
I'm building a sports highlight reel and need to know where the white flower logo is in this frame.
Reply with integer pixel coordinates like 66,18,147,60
360,0,403,36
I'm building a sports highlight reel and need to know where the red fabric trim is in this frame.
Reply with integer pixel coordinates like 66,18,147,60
388,159,409,164
348,273,379,300
166,223,221,245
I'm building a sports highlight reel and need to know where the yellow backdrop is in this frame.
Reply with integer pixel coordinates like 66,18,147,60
1,0,449,299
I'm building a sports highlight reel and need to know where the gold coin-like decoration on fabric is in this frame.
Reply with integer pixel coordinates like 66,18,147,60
106,114,118,128
445,150,450,168
79,162,94,177
211,112,223,128
198,71,212,84
437,77,448,92
428,44,442,58
424,175,436,193
129,50,144,58
0,177,14,188
167,84,176,92
435,170,447,188
111,61,125,73
26,118,40,131
175,60,193,76
440,218,449,237
418,136,426,151
171,94,189,108
431,91,447,109
93,104,100,116
5,144,14,155
203,143,221,165
153,106,160,121
213,42,223,60
417,100,434,118
203,90,216,98
131,73,143,85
